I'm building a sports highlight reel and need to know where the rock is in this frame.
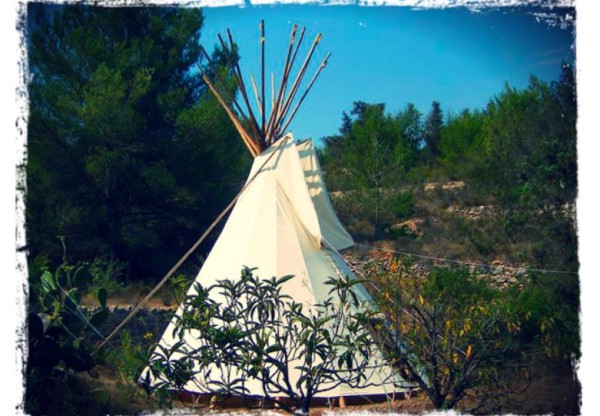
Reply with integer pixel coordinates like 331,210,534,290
391,218,424,237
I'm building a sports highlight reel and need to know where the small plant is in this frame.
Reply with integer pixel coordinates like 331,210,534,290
26,251,111,415
88,255,128,294
168,273,191,305
102,329,151,387
28,263,109,374
142,267,400,414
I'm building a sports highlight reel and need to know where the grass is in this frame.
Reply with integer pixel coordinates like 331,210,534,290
82,280,181,308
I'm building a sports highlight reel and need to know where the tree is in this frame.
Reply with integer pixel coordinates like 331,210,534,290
469,66,580,374
395,103,424,168
439,109,485,178
481,70,576,212
369,261,543,413
144,268,396,414
321,102,414,237
423,101,443,161
478,69,577,273
315,134,345,191
26,4,249,278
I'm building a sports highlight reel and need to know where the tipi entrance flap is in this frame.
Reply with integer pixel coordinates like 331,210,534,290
246,134,323,246
296,139,354,250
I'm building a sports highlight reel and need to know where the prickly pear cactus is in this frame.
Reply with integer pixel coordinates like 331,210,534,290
28,261,110,374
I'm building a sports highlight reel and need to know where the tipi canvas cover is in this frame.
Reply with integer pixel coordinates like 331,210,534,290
295,138,354,251
148,134,406,398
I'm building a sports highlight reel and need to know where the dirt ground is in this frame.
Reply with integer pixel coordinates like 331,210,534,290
167,363,580,415
76,350,580,416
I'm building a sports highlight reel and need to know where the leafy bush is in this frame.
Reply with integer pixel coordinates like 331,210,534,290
369,260,559,413
511,272,580,360
88,255,128,294
101,329,151,387
142,267,400,414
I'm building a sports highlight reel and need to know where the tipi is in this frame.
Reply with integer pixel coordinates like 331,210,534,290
144,21,410,404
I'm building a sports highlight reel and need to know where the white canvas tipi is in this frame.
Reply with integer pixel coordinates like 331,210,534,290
143,22,410,402
149,134,407,398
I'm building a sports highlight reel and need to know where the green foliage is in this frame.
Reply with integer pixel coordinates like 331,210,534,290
439,109,485,178
168,273,192,305
395,103,425,160
27,260,109,374
88,255,128,294
423,101,444,161
102,329,152,387
471,65,578,272
511,272,580,360
26,252,111,414
480,65,576,213
366,257,580,413
321,101,418,236
26,4,250,279
142,267,394,414
320,63,576,271
371,262,543,413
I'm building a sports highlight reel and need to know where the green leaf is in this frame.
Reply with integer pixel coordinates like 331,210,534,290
40,270,56,292
89,308,109,328
97,288,108,309
276,274,295,286
265,344,282,354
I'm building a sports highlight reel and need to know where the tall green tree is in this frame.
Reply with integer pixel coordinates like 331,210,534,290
395,102,424,168
423,100,443,161
321,102,414,237
481,68,576,213
439,109,485,179
26,5,249,279
479,65,577,272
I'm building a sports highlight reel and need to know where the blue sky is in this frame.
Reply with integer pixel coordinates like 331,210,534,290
200,5,574,143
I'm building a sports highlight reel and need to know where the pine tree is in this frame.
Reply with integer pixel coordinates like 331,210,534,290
424,100,443,160
26,4,249,278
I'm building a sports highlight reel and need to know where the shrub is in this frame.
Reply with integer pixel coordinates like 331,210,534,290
26,256,110,415
370,261,548,413
142,267,399,414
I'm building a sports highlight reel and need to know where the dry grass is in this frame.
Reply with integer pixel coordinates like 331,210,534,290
81,281,179,308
